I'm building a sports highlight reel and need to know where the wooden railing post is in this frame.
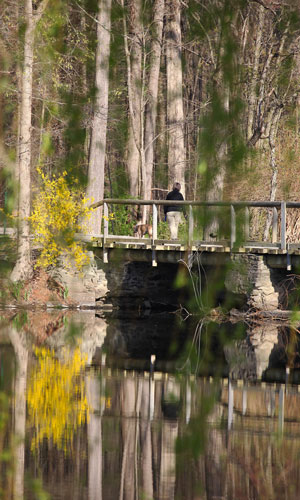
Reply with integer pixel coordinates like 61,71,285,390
152,203,158,267
230,204,236,250
281,201,286,251
278,384,285,434
103,202,108,263
228,378,234,430
188,205,194,247
272,207,278,243
244,206,249,241
242,386,247,416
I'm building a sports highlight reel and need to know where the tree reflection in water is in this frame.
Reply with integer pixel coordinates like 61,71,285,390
8,327,28,500
1,312,300,498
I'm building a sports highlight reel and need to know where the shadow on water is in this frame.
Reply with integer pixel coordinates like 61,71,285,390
1,309,300,498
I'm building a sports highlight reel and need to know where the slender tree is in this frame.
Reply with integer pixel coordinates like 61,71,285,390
11,0,49,281
122,0,143,199
165,0,185,197
143,0,165,221
86,0,112,235
247,4,265,142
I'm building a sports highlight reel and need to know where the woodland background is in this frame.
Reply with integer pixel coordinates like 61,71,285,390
1,0,300,278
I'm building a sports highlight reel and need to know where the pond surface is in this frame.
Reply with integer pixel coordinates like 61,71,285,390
1,309,300,499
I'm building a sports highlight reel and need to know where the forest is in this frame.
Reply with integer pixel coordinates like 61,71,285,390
1,0,300,280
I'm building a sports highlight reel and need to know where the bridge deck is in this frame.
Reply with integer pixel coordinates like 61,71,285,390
88,235,300,255
81,234,300,269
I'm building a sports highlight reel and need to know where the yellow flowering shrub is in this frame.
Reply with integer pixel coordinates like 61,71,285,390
103,212,115,222
27,346,89,453
30,170,93,270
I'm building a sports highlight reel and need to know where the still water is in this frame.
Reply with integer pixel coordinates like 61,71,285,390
1,309,300,499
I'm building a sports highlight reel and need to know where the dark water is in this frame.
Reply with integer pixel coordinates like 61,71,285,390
1,309,300,499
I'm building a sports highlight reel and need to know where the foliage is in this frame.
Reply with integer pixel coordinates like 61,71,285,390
25,477,51,500
108,208,188,239
108,203,135,236
12,311,28,330
176,388,216,460
9,280,24,300
157,220,169,239
158,220,187,240
27,346,89,453
29,169,93,270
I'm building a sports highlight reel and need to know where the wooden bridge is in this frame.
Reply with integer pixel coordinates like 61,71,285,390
88,199,300,268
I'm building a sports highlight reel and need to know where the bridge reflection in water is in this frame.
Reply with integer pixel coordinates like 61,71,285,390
1,311,300,499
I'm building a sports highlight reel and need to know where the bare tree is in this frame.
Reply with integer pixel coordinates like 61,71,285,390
143,0,164,221
247,4,265,142
165,0,186,197
122,0,143,198
202,24,230,239
86,0,112,235
11,0,49,281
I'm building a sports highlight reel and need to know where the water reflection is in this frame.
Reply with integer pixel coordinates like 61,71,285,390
9,327,28,500
1,311,300,499
27,346,89,451
86,370,104,500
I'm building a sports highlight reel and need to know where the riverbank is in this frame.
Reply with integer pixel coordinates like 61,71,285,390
0,268,74,309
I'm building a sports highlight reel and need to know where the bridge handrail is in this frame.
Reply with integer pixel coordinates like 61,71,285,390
91,199,299,265
90,199,300,209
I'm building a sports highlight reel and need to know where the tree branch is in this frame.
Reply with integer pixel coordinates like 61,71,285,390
33,0,50,25
249,0,277,16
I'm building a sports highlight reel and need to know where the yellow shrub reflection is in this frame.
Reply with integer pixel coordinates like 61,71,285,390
27,347,89,452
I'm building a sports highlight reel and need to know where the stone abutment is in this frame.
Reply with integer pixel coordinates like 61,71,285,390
53,251,289,312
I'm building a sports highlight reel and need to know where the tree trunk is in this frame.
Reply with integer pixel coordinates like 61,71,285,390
143,0,164,222
296,51,300,151
11,0,34,281
263,108,282,241
247,4,264,142
124,0,143,199
11,0,48,281
204,86,229,240
86,0,112,235
165,0,185,197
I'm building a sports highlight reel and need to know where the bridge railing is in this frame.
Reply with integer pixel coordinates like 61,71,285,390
91,198,300,249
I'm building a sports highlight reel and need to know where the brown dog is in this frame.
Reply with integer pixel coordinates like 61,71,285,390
134,223,153,238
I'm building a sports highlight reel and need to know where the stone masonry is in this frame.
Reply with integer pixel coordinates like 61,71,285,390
52,251,280,311
225,254,279,311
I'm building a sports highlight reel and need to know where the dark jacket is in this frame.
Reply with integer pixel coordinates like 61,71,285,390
164,189,184,214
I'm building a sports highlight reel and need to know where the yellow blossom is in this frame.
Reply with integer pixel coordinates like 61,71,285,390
30,170,94,270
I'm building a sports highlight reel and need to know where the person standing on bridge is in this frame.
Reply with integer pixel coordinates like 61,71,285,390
164,182,184,240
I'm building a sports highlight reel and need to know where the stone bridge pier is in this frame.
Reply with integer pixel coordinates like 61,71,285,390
52,251,288,312
225,254,280,311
